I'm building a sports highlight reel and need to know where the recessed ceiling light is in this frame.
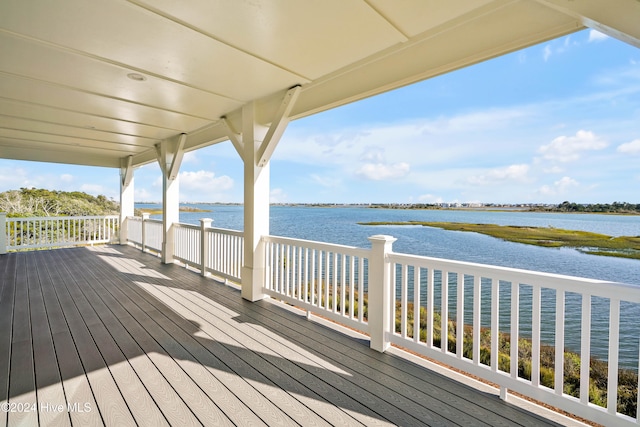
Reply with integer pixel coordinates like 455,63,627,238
127,73,147,81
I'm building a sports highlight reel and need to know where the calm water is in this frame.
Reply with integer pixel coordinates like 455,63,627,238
140,204,640,368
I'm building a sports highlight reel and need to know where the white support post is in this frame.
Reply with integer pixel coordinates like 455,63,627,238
0,212,7,255
141,213,149,252
119,156,135,245
200,218,212,277
237,87,300,302
241,102,270,302
368,235,397,352
156,134,186,264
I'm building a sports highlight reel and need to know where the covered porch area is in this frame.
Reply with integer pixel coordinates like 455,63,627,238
0,245,569,426
2,1,640,426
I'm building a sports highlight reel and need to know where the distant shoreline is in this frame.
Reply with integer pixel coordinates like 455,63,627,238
135,202,640,215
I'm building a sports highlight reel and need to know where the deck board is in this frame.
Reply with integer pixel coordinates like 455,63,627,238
0,245,572,427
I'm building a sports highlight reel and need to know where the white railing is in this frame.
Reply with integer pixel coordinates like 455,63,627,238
388,251,640,426
260,233,640,426
263,235,371,335
205,226,243,282
120,215,639,426
1,213,118,251
129,216,244,283
174,222,201,266
126,215,143,246
143,218,163,252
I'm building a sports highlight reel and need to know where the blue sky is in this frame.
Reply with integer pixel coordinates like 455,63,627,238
1,29,639,204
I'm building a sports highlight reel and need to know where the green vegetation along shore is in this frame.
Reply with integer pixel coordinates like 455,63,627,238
0,188,120,217
359,221,640,260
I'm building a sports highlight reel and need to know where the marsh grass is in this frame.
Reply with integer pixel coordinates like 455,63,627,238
281,280,638,417
359,221,640,260
395,299,638,417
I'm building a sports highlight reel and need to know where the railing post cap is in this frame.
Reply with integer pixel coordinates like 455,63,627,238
368,234,397,243
141,213,150,219
200,218,213,224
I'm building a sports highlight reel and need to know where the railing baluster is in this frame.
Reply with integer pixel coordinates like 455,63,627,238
555,289,565,395
401,263,408,338
510,282,520,379
441,270,449,353
532,285,541,387
473,276,481,365
413,266,421,343
608,298,620,415
491,278,499,372
427,268,434,347
580,295,592,405
457,272,464,359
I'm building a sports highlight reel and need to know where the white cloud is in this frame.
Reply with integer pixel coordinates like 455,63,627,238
134,188,156,201
538,176,579,196
543,166,564,174
467,164,531,185
418,194,443,204
80,184,107,196
355,162,410,180
182,151,199,164
588,30,609,43
360,146,385,162
538,130,608,162
543,44,552,62
270,188,287,203
542,35,578,61
60,174,74,182
0,167,31,189
179,170,233,193
310,174,341,188
617,139,640,154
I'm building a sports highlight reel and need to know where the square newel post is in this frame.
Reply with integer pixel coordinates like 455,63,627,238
200,218,212,277
0,212,7,255
141,213,150,252
368,234,397,352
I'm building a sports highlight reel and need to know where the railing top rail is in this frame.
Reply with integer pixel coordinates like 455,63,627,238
174,222,199,230
388,251,640,301
144,218,163,224
264,234,370,257
7,215,119,221
206,226,244,237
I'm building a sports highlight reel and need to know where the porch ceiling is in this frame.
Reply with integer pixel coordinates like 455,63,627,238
0,0,638,168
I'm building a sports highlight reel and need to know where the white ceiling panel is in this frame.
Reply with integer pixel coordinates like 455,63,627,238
0,0,306,101
0,75,211,132
128,0,408,79
0,33,243,122
0,99,176,141
0,116,157,148
368,0,496,38
0,1,637,168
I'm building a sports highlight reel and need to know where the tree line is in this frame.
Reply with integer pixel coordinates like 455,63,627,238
534,201,640,214
0,188,120,217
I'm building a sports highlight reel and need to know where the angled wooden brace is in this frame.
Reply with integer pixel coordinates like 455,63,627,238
155,133,187,179
221,117,244,162
256,85,301,167
120,155,134,187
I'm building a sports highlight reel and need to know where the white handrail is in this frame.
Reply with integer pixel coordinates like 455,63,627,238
260,233,640,426
120,215,640,426
4,215,119,251
262,234,370,334
387,250,640,426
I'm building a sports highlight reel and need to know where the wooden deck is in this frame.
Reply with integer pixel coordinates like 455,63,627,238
0,245,577,426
